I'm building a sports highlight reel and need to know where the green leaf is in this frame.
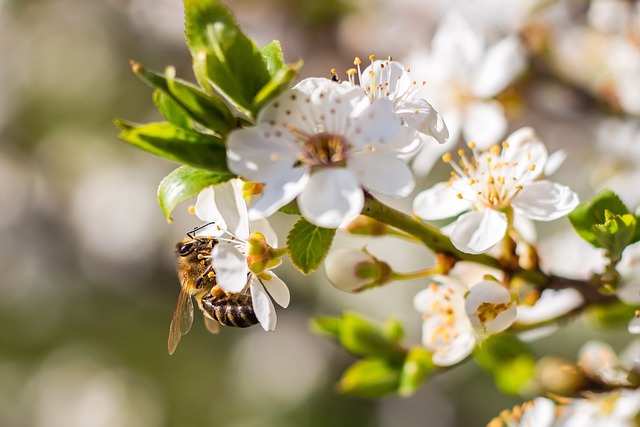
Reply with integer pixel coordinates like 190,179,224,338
157,165,234,222
339,313,406,362
309,316,341,339
474,333,536,395
592,211,637,260
183,0,271,114
260,40,285,76
131,61,235,135
398,347,434,397
569,190,631,248
153,90,194,130
287,217,336,274
337,358,401,398
632,212,640,245
115,120,230,173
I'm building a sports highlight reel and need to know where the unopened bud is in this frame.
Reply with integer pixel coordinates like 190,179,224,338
324,247,392,293
247,232,282,274
341,215,388,236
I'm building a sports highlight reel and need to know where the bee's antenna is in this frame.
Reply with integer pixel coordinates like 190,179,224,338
187,221,216,239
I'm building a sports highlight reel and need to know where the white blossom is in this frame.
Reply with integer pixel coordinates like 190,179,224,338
413,127,579,254
227,77,417,228
194,179,290,331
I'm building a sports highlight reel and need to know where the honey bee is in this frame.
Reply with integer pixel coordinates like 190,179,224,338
168,227,259,355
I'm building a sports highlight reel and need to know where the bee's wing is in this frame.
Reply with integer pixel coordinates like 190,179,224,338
203,314,220,334
168,289,194,355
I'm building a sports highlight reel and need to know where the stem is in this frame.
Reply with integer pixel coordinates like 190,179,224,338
391,266,446,282
361,194,502,270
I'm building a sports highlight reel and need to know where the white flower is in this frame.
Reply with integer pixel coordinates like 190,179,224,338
343,56,449,147
413,127,580,254
227,77,417,228
414,276,516,366
406,12,526,162
558,389,640,427
489,397,556,427
578,341,632,386
516,288,584,325
194,179,290,331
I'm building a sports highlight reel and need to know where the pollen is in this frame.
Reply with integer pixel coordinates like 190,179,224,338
529,164,536,171
330,68,337,74
457,193,463,199
346,68,357,76
468,141,477,149
354,57,362,65
490,145,501,154
442,153,452,163
369,54,376,61
457,149,465,157
387,55,393,61
188,205,196,215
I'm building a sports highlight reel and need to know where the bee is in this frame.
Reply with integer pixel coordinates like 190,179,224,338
168,226,259,355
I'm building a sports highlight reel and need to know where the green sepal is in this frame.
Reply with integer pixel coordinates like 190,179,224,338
157,165,234,222
337,358,401,398
115,120,230,173
183,0,271,115
592,210,637,260
339,313,406,362
398,347,434,397
309,316,341,339
569,190,632,249
131,61,235,135
287,218,336,274
473,333,536,395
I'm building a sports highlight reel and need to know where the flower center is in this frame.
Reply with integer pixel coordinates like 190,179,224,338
299,132,349,168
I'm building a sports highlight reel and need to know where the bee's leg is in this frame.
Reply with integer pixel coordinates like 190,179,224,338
187,221,217,239
195,264,215,288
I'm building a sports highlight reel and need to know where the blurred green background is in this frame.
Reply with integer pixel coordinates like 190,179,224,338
0,0,635,426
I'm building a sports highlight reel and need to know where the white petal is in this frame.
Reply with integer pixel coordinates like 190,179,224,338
512,181,579,221
250,278,277,331
396,98,449,144
462,101,507,149
348,99,401,148
194,187,226,236
227,125,301,183
520,398,556,427
348,151,415,197
544,149,567,176
472,35,526,99
298,168,363,229
465,280,516,335
261,272,290,308
450,210,508,254
413,182,472,220
423,317,476,366
361,60,411,101
212,243,249,293
210,179,249,240
516,288,584,324
382,124,423,155
629,317,640,335
503,127,548,181
248,168,309,220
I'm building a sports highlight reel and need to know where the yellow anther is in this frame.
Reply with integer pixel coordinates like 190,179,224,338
529,164,536,171
369,54,376,61
487,157,493,163
387,55,393,61
442,153,452,163
354,57,362,65
456,193,463,199
490,145,500,154
346,68,357,76
488,176,495,184
458,149,465,157
502,141,510,149
369,70,375,77
187,204,196,215
469,179,476,185
468,141,477,149
406,67,411,72
330,68,337,74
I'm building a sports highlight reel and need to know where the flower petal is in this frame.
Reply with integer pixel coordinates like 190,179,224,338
348,151,415,197
248,168,309,220
298,168,364,228
194,179,249,240
349,99,401,148
422,316,476,366
512,181,579,221
451,210,507,254
250,277,277,331
212,243,249,293
227,125,301,183
517,288,584,324
472,35,526,99
462,101,507,149
413,182,473,220
465,280,516,334
395,98,449,144
261,272,290,308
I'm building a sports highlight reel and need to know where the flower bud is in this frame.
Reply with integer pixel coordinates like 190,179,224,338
246,232,282,275
341,215,389,236
324,247,392,293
